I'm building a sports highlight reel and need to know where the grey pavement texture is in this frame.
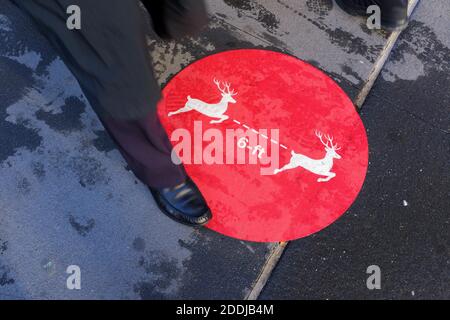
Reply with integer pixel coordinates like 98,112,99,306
261,0,450,300
0,0,447,300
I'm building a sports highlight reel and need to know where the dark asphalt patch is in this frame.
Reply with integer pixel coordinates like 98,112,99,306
378,20,450,131
306,0,333,18
31,161,46,180
36,96,86,133
0,57,42,163
0,265,15,287
260,77,450,300
69,215,96,237
135,252,182,299
92,130,116,153
175,229,272,300
223,0,280,32
0,240,7,255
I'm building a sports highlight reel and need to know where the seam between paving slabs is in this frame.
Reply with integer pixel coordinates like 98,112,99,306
245,0,421,300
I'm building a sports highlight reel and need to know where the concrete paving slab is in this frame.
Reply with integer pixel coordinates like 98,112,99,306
207,0,390,98
260,0,450,300
0,1,274,300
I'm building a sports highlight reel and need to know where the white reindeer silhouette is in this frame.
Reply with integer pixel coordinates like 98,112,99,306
274,131,342,182
168,79,238,124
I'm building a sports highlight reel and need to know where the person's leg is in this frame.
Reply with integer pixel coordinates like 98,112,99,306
99,110,212,226
13,0,212,226
99,109,186,189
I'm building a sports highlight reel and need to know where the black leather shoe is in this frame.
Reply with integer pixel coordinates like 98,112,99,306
149,178,212,227
335,0,409,31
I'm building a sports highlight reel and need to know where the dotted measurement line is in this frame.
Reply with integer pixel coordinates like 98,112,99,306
232,119,289,150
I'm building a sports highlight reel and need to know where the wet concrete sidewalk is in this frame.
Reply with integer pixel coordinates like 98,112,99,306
0,0,447,299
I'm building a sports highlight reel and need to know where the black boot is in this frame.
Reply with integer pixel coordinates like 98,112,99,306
335,0,409,31
149,178,212,227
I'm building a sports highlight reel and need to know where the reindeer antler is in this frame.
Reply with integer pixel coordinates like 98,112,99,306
213,78,225,93
316,130,341,150
213,78,238,96
315,130,328,148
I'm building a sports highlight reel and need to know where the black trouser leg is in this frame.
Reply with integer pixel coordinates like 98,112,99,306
99,109,187,189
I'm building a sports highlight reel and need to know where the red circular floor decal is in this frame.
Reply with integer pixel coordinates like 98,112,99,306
158,49,368,242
